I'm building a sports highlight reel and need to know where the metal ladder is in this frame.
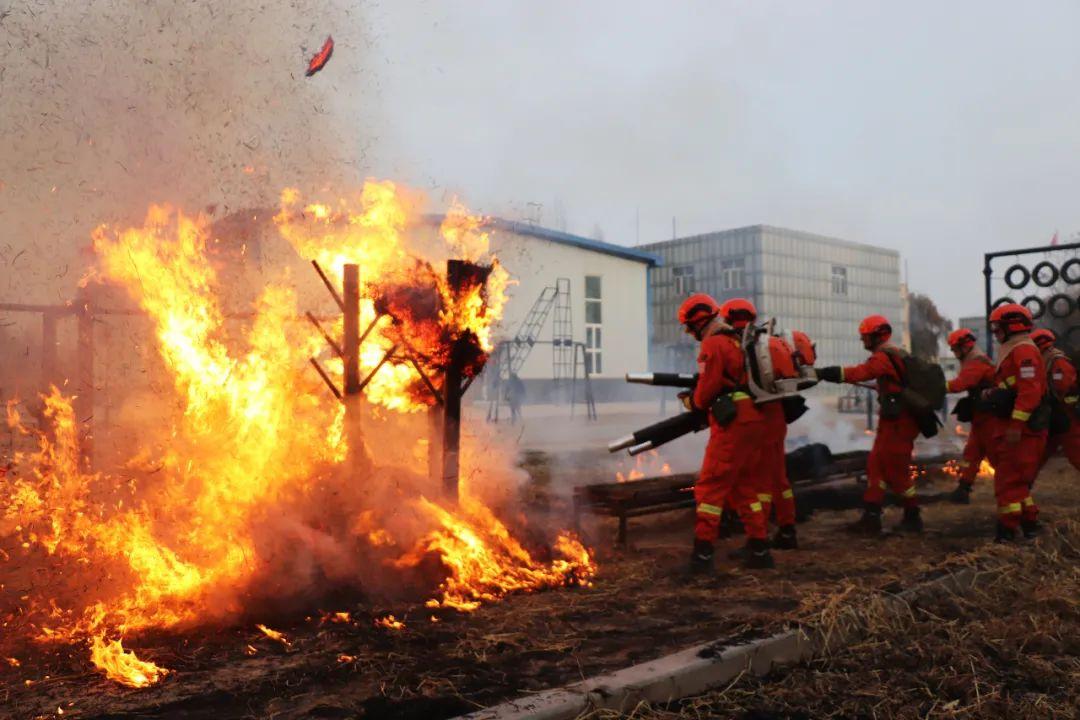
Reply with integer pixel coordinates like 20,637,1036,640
486,279,566,421
507,284,558,375
552,278,573,388
571,341,597,420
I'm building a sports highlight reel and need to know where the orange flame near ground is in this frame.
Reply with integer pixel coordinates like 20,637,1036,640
0,181,591,687
89,637,168,688
374,615,405,631
394,497,596,612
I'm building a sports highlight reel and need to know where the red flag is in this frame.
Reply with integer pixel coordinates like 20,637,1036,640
1050,230,1059,246
306,35,334,77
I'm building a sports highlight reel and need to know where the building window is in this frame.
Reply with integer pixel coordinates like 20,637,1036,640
673,265,695,296
585,275,602,374
721,258,746,289
831,265,848,296
585,326,602,374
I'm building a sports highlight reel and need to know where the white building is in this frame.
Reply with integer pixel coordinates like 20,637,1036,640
483,219,660,402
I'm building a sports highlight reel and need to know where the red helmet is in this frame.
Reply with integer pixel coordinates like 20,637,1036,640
791,330,816,366
1030,328,1056,349
947,328,977,349
858,314,892,339
988,303,1033,335
720,297,757,328
677,293,721,329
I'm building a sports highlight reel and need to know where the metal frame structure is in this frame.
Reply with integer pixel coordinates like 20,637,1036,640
983,241,1080,354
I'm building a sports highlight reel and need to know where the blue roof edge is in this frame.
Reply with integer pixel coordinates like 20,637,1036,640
424,214,662,267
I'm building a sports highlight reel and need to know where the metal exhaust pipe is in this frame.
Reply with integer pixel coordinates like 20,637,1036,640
607,434,637,453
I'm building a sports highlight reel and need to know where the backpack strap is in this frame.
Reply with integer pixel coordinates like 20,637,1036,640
880,346,908,388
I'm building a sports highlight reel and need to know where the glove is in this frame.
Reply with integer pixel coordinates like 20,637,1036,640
817,366,843,383
678,391,695,411
1004,423,1022,445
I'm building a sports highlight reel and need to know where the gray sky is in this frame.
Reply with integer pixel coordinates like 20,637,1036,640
2,1,1076,321
359,0,1080,320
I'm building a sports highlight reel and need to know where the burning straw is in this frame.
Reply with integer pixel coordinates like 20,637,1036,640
0,182,592,687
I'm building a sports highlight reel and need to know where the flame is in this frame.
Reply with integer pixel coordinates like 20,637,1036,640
0,182,591,688
615,450,671,483
255,624,292,648
394,496,596,612
978,459,994,478
374,615,405,630
273,183,510,411
88,636,168,688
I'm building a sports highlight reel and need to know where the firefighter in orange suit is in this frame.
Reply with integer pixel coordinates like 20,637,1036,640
984,304,1047,541
677,294,773,572
1032,329,1080,472
816,315,923,534
944,328,996,503
719,299,800,551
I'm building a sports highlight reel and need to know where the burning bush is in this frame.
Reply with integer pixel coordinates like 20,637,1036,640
0,181,592,688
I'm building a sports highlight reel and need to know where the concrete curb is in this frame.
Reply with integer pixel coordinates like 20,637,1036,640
455,538,1054,720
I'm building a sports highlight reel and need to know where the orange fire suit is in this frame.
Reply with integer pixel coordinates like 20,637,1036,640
987,338,1047,529
692,328,767,543
841,346,920,508
1043,350,1080,471
946,349,996,486
757,337,798,527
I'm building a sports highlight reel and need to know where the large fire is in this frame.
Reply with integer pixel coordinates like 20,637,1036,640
0,180,594,688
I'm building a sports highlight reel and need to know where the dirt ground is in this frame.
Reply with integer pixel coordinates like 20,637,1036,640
1,460,1077,720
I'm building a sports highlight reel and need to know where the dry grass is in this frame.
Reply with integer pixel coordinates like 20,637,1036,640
579,517,1080,720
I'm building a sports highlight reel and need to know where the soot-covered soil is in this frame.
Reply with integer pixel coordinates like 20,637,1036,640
1,460,1077,720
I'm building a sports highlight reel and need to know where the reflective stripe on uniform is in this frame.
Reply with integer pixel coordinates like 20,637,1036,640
1005,376,1016,387
958,460,970,468
840,368,845,382
998,502,1022,515
903,486,917,498
698,503,724,516
1022,496,1036,507
749,501,763,513
731,391,751,401
781,489,794,500
1066,395,1078,405
1012,408,1031,421
757,493,772,503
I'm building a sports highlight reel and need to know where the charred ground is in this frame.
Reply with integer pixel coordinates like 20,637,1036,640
1,461,1076,720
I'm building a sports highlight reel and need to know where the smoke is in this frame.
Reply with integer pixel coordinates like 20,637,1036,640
0,0,374,305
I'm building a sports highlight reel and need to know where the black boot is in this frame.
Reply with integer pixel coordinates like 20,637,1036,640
689,539,715,574
995,522,1017,544
948,483,972,505
772,524,798,550
743,538,775,569
845,505,882,536
893,506,924,533
1021,518,1041,539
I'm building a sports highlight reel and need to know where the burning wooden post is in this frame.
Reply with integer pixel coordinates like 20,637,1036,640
440,260,493,500
40,311,58,396
342,264,361,395
75,289,95,470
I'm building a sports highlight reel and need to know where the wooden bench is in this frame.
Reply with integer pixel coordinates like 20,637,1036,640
573,447,954,546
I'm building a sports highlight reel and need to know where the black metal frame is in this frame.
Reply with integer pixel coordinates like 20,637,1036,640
983,242,1080,353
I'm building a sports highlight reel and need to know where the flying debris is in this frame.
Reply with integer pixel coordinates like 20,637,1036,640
305,35,334,77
